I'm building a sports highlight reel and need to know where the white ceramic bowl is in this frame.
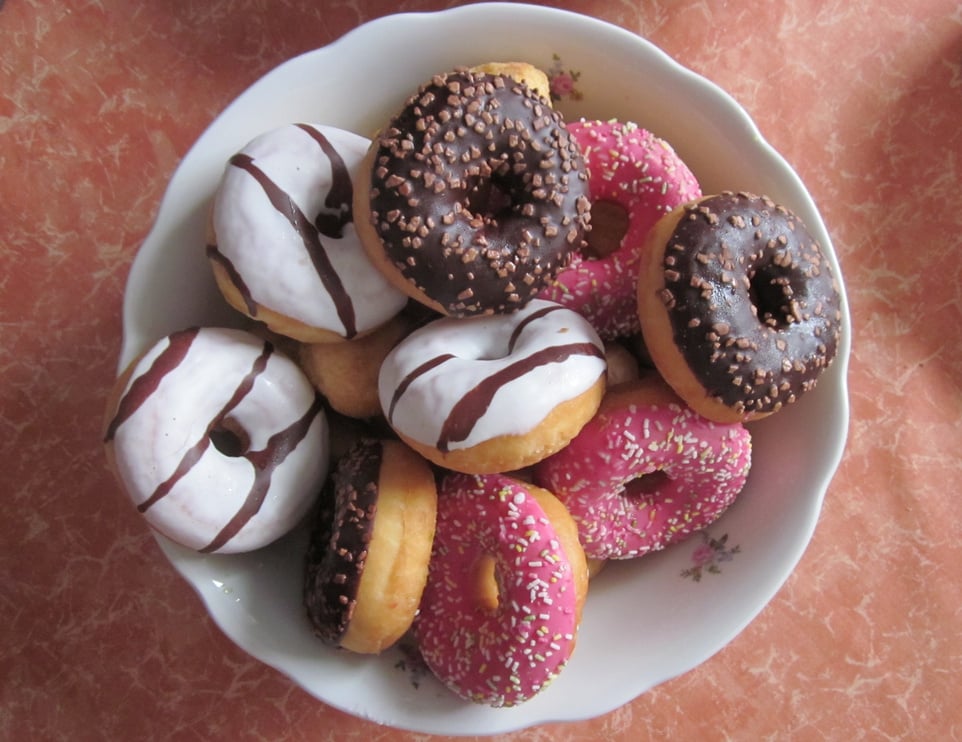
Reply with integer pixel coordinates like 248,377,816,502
118,3,851,735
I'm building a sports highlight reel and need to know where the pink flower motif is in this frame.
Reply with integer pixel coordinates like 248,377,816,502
692,543,716,567
550,72,575,98
680,531,740,582
547,55,583,102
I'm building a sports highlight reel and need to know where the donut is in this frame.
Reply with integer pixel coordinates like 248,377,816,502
299,308,423,419
638,191,843,423
415,472,588,707
377,299,607,474
470,61,551,102
208,123,408,343
604,341,641,387
539,119,701,340
103,327,329,554
533,376,752,560
353,67,591,317
303,438,437,654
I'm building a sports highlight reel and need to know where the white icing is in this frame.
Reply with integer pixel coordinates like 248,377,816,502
378,300,606,451
211,123,407,336
110,327,329,553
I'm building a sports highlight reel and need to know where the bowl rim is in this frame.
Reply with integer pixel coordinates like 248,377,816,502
118,3,852,734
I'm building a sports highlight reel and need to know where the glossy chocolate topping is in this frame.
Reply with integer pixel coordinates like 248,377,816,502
367,69,590,316
303,438,382,646
657,192,842,416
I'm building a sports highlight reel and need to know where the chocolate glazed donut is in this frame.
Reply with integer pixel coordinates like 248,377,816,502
354,68,591,317
303,440,379,647
303,438,437,654
639,192,842,423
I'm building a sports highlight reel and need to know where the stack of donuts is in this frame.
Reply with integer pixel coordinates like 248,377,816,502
103,62,842,708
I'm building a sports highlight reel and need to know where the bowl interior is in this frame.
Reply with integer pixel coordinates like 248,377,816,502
119,4,851,735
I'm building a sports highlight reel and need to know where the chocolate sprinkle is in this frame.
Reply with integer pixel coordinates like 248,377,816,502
366,69,591,316
303,438,383,646
659,192,842,416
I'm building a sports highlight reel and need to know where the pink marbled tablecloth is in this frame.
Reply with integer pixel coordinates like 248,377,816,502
3,0,961,739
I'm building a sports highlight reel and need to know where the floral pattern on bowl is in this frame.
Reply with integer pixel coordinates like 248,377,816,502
548,54,584,102
681,531,741,581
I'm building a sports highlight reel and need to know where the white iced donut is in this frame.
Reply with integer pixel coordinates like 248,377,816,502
208,123,408,343
103,327,329,553
377,299,607,473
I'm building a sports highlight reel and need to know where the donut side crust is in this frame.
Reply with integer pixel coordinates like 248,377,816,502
637,201,741,421
340,439,437,654
394,375,606,474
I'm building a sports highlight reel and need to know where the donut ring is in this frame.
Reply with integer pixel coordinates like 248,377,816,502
638,191,843,423
303,438,437,654
470,61,551,102
415,472,588,707
377,299,607,474
208,123,407,343
299,309,422,419
534,376,752,560
103,327,329,554
353,67,591,317
540,120,701,340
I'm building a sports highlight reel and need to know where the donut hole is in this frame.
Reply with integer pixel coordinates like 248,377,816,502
583,199,628,260
210,419,250,457
473,553,501,613
624,469,670,498
465,175,515,224
473,335,512,362
314,207,350,239
749,267,796,329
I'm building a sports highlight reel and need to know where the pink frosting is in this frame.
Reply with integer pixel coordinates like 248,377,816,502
534,380,752,560
415,473,580,707
538,119,701,340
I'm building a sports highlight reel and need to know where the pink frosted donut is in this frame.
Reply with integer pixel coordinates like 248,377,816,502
534,377,751,560
416,473,586,707
539,120,701,340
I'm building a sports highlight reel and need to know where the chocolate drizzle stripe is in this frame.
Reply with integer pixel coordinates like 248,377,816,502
230,152,357,337
206,244,258,316
387,353,456,422
506,304,565,352
436,342,604,452
199,392,324,554
137,341,274,514
294,124,353,239
104,327,199,442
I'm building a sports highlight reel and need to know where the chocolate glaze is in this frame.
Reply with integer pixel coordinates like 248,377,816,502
303,438,382,646
657,192,842,416
367,69,591,316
